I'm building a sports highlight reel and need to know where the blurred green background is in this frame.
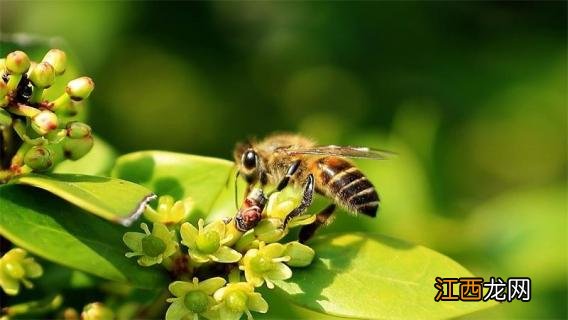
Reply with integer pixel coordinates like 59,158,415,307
1,1,566,319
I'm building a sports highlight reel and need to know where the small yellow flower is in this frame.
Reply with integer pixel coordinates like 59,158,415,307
123,223,178,267
166,277,226,320
181,219,241,264
144,195,191,225
0,248,43,295
213,282,268,320
239,242,291,289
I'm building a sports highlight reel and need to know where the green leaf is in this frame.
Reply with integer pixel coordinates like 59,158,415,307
53,135,117,176
111,151,234,221
10,173,155,226
454,186,566,319
0,184,167,289
257,288,345,320
275,233,496,319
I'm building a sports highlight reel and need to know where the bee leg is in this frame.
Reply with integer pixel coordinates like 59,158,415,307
298,204,336,243
280,173,314,230
276,159,301,191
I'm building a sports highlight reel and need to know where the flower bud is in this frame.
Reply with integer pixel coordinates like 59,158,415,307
24,146,54,171
65,77,94,101
42,49,67,75
26,61,37,76
283,241,315,267
28,62,55,88
45,142,65,165
62,136,94,160
66,121,91,139
81,302,114,320
0,58,5,71
61,307,79,320
254,218,286,243
56,307,80,320
31,110,58,135
5,51,30,75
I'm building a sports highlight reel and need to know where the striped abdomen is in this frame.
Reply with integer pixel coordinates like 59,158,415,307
312,157,379,217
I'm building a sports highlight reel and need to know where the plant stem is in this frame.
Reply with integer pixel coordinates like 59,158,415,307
0,123,17,171
0,126,8,169
0,170,13,183
7,104,40,118
10,142,31,170
0,96,8,108
0,109,11,127
6,74,22,92
13,120,47,146
18,165,33,175
51,93,70,112
2,294,63,317
228,267,241,283
30,87,44,104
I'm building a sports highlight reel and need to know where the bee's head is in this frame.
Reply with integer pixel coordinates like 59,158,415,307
234,142,264,184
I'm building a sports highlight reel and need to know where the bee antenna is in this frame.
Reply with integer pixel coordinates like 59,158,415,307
226,164,237,187
234,170,240,210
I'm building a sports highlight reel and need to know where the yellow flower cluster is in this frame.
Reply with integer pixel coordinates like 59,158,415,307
123,190,317,320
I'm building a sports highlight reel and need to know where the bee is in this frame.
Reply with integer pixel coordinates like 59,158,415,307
233,133,391,240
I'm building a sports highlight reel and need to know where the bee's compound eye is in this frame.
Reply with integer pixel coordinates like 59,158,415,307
242,150,257,170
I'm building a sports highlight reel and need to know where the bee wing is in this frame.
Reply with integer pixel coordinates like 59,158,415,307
284,145,395,159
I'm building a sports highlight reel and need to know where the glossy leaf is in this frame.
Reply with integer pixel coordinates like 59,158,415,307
207,163,247,222
10,173,155,226
257,288,346,320
111,151,234,222
275,233,495,319
0,185,167,289
455,187,566,319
